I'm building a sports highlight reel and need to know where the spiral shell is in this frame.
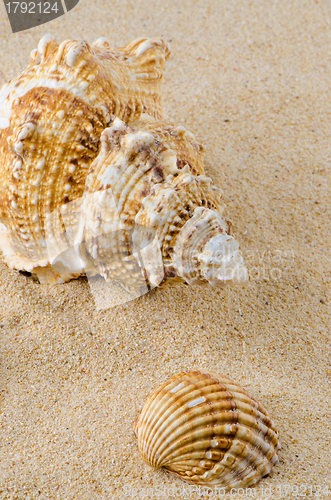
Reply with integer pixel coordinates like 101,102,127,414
0,35,248,290
79,115,248,290
134,370,280,489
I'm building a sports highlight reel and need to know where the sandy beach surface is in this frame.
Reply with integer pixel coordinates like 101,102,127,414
0,0,330,498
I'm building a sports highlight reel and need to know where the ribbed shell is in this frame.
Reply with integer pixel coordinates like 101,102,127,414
134,370,280,489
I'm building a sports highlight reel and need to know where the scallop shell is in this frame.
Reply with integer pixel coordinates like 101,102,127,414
134,370,280,489
0,35,248,290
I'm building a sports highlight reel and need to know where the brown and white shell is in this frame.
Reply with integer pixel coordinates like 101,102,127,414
0,35,170,283
78,115,248,290
0,35,248,290
134,370,280,489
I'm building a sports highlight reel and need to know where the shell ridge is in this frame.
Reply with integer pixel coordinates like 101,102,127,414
139,376,228,459
151,396,273,456
138,373,216,462
134,372,194,436
145,389,238,459
146,385,240,464
156,423,239,466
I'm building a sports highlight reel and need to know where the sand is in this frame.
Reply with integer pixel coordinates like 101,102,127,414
0,0,330,498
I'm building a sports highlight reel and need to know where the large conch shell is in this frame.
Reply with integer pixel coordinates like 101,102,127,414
0,35,248,291
134,370,280,489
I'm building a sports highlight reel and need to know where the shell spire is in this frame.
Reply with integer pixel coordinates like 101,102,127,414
172,207,248,286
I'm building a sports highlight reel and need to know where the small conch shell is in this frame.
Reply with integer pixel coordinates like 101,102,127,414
80,115,248,289
134,370,280,489
0,35,248,291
